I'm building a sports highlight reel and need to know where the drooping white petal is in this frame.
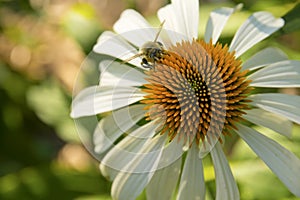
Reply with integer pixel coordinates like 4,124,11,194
249,93,300,124
236,124,300,197
111,134,166,200
157,0,198,43
99,60,147,88
146,139,183,200
71,86,144,118
177,143,205,200
146,159,182,200
151,134,185,171
93,31,141,67
199,126,224,158
205,4,243,44
113,9,159,47
93,104,146,154
229,12,284,57
242,47,288,71
100,120,160,181
248,60,300,88
244,108,292,137
211,143,240,200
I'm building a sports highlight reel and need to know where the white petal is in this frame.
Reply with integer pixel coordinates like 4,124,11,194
146,141,183,200
113,9,159,47
211,143,239,200
229,12,284,57
249,93,300,124
111,135,166,200
244,108,292,137
158,5,186,44
171,0,199,39
157,0,198,43
199,127,223,158
71,86,144,118
99,60,147,87
93,31,141,67
156,134,185,170
146,160,182,200
100,120,160,180
177,143,205,200
93,104,146,154
236,124,300,197
242,47,288,71
249,60,300,88
205,4,243,44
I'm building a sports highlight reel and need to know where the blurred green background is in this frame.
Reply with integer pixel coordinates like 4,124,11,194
0,0,300,199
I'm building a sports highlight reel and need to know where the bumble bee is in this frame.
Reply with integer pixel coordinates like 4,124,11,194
122,20,166,69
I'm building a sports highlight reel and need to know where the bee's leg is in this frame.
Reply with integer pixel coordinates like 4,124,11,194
141,62,153,69
141,58,153,69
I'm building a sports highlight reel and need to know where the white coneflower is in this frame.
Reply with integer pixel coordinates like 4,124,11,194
71,0,300,199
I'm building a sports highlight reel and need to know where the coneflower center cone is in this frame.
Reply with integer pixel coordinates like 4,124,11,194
141,40,252,146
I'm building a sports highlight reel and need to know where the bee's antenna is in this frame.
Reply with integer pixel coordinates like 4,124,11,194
153,20,165,42
121,53,144,64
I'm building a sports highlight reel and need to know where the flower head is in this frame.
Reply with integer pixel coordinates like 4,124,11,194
71,0,300,199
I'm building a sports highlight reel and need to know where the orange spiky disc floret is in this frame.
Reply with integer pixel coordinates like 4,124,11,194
141,39,252,146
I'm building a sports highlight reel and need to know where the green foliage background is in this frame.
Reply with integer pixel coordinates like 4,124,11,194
0,0,299,199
